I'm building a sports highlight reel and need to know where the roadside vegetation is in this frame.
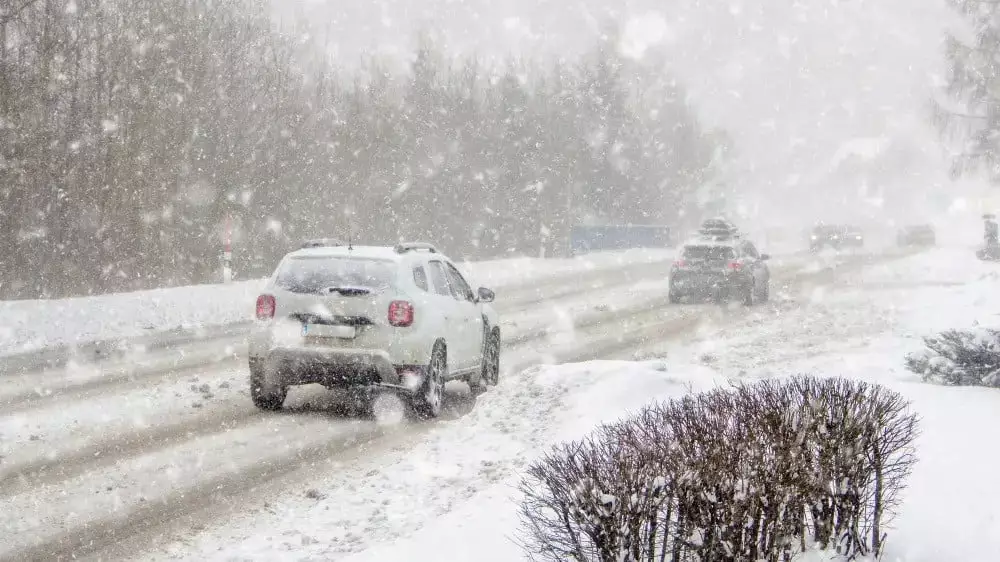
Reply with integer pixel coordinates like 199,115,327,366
0,0,728,298
518,376,919,561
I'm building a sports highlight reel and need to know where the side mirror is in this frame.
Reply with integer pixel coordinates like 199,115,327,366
477,287,495,303
760,253,771,261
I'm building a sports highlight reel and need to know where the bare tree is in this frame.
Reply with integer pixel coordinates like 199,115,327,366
2,5,727,299
518,376,919,562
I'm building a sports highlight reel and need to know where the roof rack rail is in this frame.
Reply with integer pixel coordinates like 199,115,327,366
301,238,344,249
394,242,438,254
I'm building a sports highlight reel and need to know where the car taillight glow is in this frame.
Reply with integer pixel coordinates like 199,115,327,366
727,261,741,271
673,259,685,267
255,294,276,319
388,300,414,327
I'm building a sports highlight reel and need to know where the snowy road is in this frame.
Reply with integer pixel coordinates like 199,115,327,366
0,248,916,561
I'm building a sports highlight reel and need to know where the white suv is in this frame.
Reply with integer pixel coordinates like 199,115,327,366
249,241,501,417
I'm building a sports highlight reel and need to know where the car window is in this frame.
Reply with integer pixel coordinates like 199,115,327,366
412,265,429,292
274,257,395,293
682,245,735,261
445,262,476,302
742,242,759,258
427,261,453,297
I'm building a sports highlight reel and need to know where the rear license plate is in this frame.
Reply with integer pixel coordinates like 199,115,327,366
302,324,356,339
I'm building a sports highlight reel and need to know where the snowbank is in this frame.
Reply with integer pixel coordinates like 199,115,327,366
0,249,674,357
666,249,1000,561
144,360,723,562
341,246,1000,562
860,245,998,287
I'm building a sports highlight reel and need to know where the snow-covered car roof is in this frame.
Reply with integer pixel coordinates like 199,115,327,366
287,245,407,261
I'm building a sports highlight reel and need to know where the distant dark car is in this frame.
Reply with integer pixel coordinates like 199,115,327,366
897,225,936,247
809,224,864,251
669,235,771,305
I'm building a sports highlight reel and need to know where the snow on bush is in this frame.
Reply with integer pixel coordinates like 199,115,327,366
905,328,1000,387
517,376,918,562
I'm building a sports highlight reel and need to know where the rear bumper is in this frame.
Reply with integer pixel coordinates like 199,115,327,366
248,319,436,381
811,237,863,248
259,346,406,388
670,272,746,296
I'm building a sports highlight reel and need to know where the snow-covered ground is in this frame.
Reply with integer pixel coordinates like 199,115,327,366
667,246,1000,561
160,361,725,562
0,249,674,357
11,247,890,561
0,246,889,561
124,244,1000,562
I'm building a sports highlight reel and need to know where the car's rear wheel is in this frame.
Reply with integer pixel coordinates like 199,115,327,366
414,344,447,418
250,358,287,411
668,286,681,304
758,280,770,303
742,281,755,307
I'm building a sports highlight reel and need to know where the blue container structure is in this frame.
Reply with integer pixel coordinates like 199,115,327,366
569,225,673,256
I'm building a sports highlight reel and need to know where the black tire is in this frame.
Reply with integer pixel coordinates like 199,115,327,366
742,281,755,307
758,281,770,303
414,344,447,418
470,329,500,395
712,287,726,305
668,287,681,304
250,358,287,411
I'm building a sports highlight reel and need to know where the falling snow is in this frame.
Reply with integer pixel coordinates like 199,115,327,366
1,1,997,561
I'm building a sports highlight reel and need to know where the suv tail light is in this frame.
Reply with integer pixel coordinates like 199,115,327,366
256,294,276,319
672,259,685,268
388,300,414,327
727,261,741,271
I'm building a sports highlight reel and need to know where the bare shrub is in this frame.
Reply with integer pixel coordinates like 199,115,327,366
518,376,918,562
905,328,1000,387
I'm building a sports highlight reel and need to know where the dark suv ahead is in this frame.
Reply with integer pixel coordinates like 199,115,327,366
809,224,864,251
669,237,771,305
896,224,936,247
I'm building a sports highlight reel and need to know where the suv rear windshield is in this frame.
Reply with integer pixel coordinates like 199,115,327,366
274,257,395,293
813,225,842,235
683,245,735,261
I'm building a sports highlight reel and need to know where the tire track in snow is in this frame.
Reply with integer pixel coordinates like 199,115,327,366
0,251,830,495
0,260,692,496
0,250,880,488
0,249,898,562
84,250,895,562
0,310,708,562
0,259,680,412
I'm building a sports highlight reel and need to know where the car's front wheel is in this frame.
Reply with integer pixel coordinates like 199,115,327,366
413,344,447,418
483,330,500,386
250,358,287,411
469,329,499,396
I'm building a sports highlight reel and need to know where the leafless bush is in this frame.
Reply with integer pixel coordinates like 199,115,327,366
905,328,1000,387
518,376,918,562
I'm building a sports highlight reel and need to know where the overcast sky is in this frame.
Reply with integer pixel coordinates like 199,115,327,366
279,0,962,224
